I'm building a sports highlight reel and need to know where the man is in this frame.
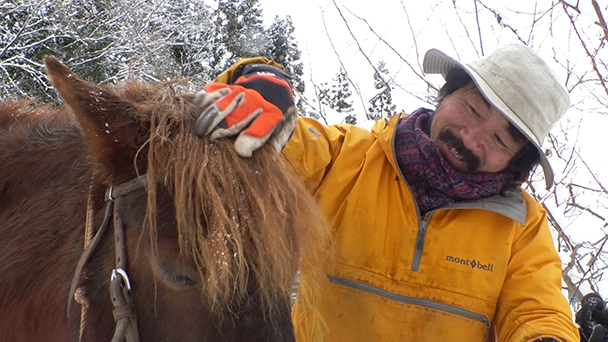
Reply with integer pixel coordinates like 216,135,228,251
194,45,580,341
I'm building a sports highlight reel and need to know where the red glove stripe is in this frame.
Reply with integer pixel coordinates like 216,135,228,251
211,87,282,138
242,101,283,138
234,75,295,115
210,87,256,127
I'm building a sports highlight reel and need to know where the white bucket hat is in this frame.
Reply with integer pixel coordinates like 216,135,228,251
423,44,569,189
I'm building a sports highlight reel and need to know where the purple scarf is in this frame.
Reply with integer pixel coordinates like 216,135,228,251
395,108,511,215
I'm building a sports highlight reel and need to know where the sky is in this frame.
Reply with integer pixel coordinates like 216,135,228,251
259,0,436,125
257,0,608,300
258,0,605,122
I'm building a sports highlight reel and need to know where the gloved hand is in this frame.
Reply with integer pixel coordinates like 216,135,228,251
194,63,297,157
576,293,608,342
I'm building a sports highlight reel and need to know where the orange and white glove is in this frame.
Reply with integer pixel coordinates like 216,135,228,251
194,64,297,157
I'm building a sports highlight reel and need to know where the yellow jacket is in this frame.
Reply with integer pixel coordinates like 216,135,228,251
215,59,580,342
284,115,579,341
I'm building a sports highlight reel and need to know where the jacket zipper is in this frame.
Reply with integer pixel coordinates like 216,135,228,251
328,275,491,341
411,212,434,271
390,115,433,273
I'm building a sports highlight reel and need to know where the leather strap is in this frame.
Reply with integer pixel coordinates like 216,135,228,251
68,174,147,341
110,193,139,342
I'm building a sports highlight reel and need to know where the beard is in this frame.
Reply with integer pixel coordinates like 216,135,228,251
438,129,481,172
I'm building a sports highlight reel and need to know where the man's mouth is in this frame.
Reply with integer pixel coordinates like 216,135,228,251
438,129,481,172
448,144,465,160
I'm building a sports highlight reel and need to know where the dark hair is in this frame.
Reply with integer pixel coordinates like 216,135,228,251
436,68,540,181
436,68,472,104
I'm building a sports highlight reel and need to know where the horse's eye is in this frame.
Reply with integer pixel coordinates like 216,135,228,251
166,274,197,286
159,260,198,286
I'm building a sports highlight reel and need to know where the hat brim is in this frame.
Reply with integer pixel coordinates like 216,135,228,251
423,48,554,189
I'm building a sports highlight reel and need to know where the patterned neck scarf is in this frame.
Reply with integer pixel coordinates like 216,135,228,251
394,108,511,215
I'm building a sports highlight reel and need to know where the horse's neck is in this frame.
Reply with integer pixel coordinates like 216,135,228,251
0,107,90,215
0,106,94,339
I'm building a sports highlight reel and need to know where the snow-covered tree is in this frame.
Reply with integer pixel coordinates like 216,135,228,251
207,0,266,72
0,0,120,101
0,0,304,103
368,61,396,120
319,67,355,124
264,15,306,114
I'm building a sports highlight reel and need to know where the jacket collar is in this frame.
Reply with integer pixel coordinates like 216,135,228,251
439,187,527,226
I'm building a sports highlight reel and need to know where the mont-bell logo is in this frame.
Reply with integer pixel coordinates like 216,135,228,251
445,255,494,272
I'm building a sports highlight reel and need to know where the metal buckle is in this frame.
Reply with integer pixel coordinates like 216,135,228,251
111,268,132,291
106,185,114,202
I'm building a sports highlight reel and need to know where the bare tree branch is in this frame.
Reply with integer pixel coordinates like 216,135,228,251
591,0,608,41
340,2,439,92
0,2,44,60
473,0,484,55
560,0,608,99
321,2,369,120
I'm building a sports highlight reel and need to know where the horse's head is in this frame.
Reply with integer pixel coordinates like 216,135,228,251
44,57,329,340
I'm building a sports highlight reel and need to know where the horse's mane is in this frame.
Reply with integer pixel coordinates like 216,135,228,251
109,81,330,314
0,99,75,129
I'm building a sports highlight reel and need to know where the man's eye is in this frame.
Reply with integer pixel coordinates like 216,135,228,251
469,105,481,118
495,134,507,147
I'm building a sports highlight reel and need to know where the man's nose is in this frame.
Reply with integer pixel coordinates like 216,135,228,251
460,125,485,154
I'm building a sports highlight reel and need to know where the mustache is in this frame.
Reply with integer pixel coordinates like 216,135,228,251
438,129,480,172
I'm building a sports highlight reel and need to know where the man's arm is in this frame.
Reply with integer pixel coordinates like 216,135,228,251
492,194,580,341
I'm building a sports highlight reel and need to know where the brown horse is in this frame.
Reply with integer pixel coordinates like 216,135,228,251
0,57,329,341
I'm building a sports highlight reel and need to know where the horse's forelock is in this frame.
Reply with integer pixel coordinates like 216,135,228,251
136,85,330,315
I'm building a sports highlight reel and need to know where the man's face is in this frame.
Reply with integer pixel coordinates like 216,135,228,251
430,83,526,174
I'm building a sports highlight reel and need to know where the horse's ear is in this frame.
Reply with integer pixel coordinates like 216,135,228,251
44,56,146,183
